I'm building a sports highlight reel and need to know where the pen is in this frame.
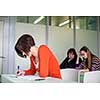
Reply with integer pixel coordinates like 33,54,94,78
34,79,45,81
17,66,20,75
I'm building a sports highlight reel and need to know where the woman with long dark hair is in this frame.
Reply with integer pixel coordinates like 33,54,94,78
76,46,100,72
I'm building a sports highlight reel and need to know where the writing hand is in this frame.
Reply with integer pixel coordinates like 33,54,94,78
80,69,89,73
16,70,25,76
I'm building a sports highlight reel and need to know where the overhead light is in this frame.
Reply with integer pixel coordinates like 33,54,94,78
58,20,70,27
33,16,44,24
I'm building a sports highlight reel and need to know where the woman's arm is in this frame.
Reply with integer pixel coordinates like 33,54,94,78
60,57,68,69
91,57,100,71
76,52,81,64
24,56,36,75
75,61,84,70
38,46,49,78
75,52,84,69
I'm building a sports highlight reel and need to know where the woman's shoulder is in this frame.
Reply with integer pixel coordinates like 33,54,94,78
92,55,99,59
92,55,100,62
38,45,50,53
39,45,48,49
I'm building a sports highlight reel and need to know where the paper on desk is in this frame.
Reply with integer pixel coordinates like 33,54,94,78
17,75,45,81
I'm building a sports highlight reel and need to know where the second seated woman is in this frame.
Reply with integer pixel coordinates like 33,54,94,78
60,48,82,69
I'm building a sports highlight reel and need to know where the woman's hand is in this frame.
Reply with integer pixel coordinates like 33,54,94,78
80,69,89,73
16,70,25,76
76,52,81,64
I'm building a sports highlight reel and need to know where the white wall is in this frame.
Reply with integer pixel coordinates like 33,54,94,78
48,26,73,63
76,29,97,55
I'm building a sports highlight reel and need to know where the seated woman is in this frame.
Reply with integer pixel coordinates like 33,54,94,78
60,48,82,69
15,34,61,79
76,46,100,72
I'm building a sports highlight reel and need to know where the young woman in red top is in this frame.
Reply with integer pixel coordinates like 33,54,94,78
15,34,61,79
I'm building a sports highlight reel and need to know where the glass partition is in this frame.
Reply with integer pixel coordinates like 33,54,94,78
76,16,98,55
48,16,74,63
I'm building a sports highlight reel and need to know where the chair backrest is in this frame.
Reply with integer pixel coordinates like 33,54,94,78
78,71,84,83
83,71,100,83
60,68,79,82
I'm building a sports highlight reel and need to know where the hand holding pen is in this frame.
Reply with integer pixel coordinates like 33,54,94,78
16,66,25,76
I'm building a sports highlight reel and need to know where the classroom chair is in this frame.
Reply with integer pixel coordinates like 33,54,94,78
60,68,79,82
83,71,100,83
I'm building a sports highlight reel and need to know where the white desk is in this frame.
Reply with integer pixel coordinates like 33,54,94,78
1,74,77,83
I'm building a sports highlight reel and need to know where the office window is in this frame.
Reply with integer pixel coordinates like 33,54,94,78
48,16,73,28
76,16,98,55
17,16,45,25
48,16,73,63
76,16,97,30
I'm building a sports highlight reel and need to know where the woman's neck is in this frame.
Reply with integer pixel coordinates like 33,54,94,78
30,46,38,58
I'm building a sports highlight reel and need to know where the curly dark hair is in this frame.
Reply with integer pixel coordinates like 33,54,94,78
67,48,77,59
15,34,35,58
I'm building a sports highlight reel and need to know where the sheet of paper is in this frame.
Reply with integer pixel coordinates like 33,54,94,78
17,75,45,81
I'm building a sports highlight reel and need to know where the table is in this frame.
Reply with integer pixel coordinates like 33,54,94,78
1,74,77,83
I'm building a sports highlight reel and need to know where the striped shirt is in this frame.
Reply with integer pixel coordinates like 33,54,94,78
76,56,100,71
